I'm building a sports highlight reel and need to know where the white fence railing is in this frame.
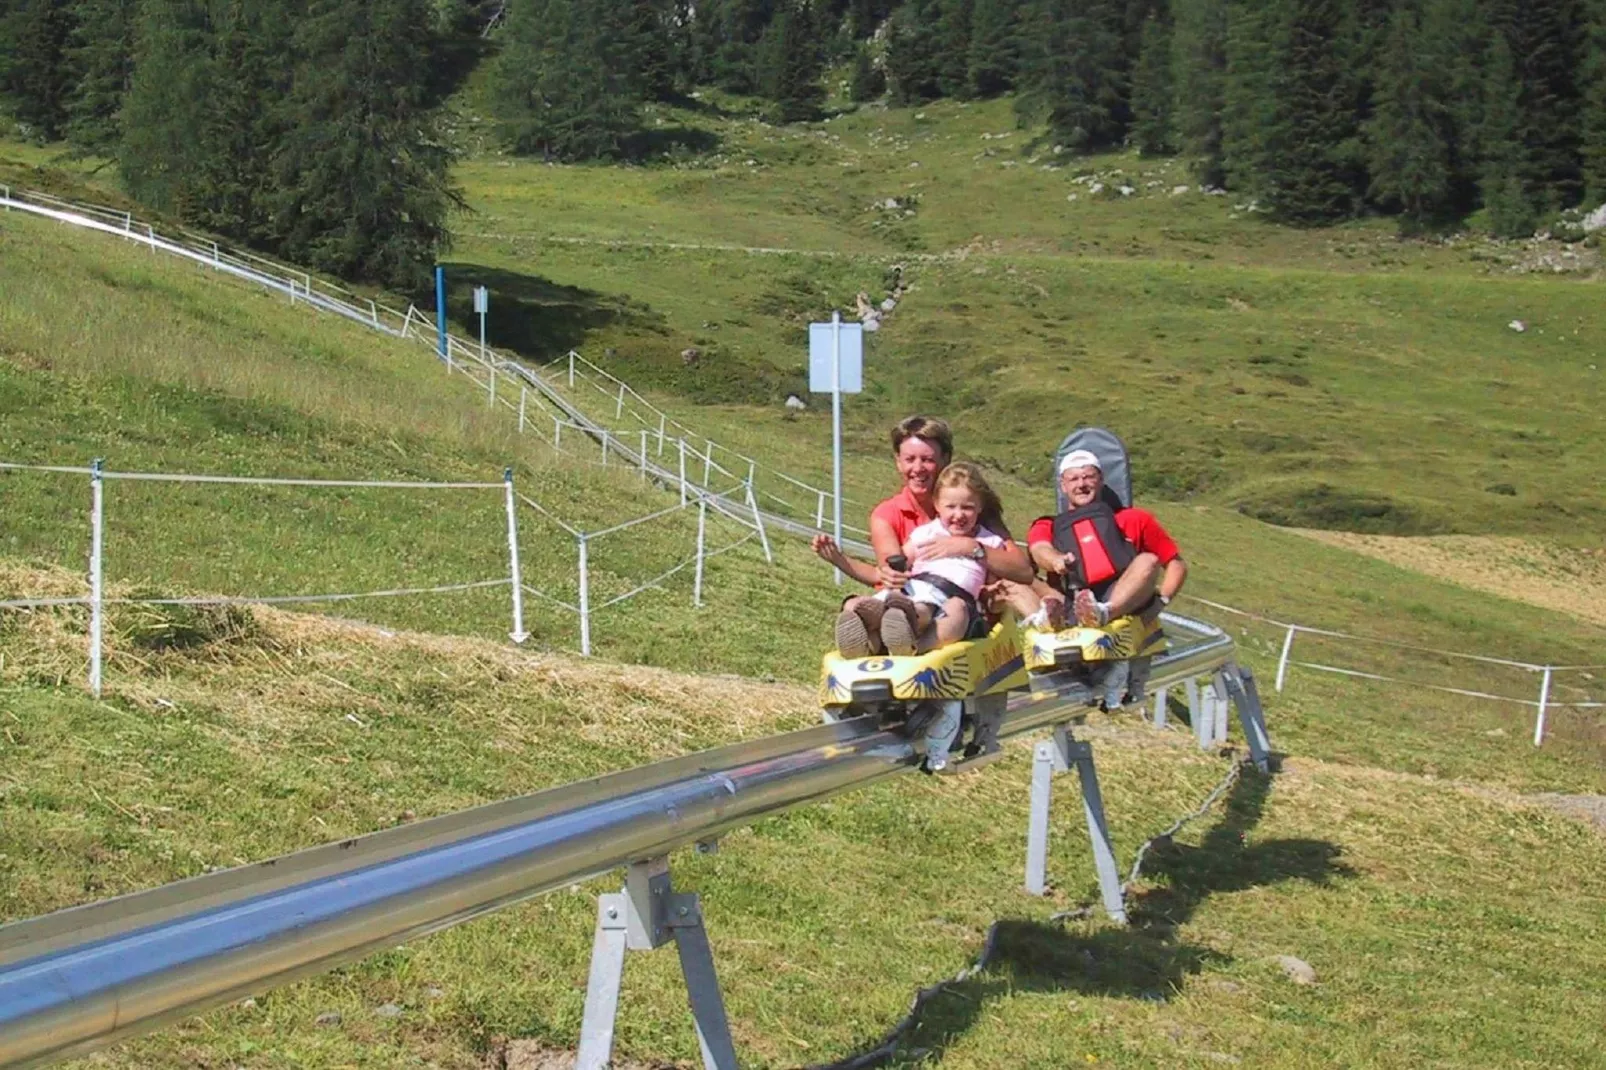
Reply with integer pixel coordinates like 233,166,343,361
0,458,766,693
1189,596,1603,747
0,184,870,553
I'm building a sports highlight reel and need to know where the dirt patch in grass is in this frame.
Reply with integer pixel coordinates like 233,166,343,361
1292,531,1606,629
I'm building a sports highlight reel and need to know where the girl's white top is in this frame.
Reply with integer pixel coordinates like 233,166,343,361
905,519,1006,597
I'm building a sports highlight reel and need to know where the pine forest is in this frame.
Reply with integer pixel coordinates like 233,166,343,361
3,0,1606,285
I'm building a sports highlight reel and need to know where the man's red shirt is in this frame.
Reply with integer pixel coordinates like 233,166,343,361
1026,506,1181,565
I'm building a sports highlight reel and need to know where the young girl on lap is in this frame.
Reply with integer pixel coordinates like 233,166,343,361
835,463,1007,656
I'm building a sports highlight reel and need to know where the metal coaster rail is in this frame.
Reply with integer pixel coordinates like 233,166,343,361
0,617,1258,1069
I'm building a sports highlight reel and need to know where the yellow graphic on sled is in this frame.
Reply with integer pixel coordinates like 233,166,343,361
820,615,1029,707
1023,612,1167,672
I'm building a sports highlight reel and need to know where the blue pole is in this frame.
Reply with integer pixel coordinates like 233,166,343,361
435,265,447,360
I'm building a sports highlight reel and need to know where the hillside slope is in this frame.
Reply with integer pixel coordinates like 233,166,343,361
3,595,1604,1070
446,96,1606,538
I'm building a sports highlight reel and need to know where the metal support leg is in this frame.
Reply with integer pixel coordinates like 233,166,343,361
1023,725,1126,923
1152,686,1168,729
1211,672,1231,746
1185,676,1201,744
1221,664,1273,772
1064,729,1127,924
576,859,737,1070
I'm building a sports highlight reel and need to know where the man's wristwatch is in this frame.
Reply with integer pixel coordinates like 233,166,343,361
1158,594,1172,607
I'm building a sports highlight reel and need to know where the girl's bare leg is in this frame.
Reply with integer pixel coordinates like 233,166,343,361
932,597,969,646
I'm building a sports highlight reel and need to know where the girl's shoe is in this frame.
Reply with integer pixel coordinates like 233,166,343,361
835,606,874,657
880,593,922,655
1073,589,1110,626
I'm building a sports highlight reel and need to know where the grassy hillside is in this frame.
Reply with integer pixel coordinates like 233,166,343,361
4,597,1604,1070
445,95,1605,538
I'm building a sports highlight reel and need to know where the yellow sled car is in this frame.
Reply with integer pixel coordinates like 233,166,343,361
820,615,1028,773
1023,612,1166,674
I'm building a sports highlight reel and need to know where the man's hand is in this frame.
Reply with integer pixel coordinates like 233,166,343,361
911,534,980,565
1029,542,1071,575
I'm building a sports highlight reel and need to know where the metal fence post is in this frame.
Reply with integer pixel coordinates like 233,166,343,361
639,430,648,481
616,383,626,419
554,418,562,449
504,469,528,644
1533,667,1554,746
569,352,576,387
816,490,826,529
519,387,527,432
744,480,772,564
702,439,714,487
693,499,708,608
87,458,105,698
657,414,666,455
578,536,591,656
1275,625,1297,692
488,362,497,407
600,431,609,467
678,439,688,505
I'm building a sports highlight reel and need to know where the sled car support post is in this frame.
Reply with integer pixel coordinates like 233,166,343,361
578,856,737,1070
1025,723,1126,922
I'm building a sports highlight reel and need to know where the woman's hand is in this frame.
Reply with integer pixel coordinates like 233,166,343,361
911,534,979,565
876,556,913,589
812,533,847,567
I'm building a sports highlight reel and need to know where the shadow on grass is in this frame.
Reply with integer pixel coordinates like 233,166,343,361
879,770,1355,1066
432,263,658,362
620,125,722,160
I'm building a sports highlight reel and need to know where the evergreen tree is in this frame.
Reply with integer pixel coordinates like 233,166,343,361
1364,2,1450,225
1485,0,1586,210
1230,0,1362,221
758,0,825,121
492,0,640,160
1014,0,1128,151
119,0,213,212
189,0,295,242
1478,32,1539,234
1,0,74,140
63,0,138,155
884,0,944,103
1583,0,1606,202
850,41,887,100
965,0,1019,97
1172,0,1229,185
1129,11,1174,155
695,0,776,93
274,0,461,287
935,0,974,98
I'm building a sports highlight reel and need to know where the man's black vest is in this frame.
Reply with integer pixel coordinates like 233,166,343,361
1050,501,1136,590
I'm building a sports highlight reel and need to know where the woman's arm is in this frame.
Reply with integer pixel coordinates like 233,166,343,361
911,529,1034,584
811,533,880,587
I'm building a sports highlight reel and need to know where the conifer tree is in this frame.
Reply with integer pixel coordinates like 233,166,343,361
1014,0,1128,151
1,0,75,140
1582,0,1606,203
850,41,886,100
935,0,974,98
492,0,639,160
1129,11,1174,155
1220,0,1277,195
758,0,825,121
119,0,213,212
965,0,1019,97
63,0,137,155
1478,32,1538,235
1172,0,1229,185
695,0,776,93
274,0,461,287
1485,0,1586,210
1365,2,1450,225
884,0,944,103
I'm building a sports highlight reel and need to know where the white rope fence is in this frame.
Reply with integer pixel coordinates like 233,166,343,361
0,457,770,692
1187,596,1604,747
1,184,875,553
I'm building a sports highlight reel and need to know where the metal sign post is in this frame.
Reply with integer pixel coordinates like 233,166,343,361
434,266,447,361
473,285,489,365
808,313,863,585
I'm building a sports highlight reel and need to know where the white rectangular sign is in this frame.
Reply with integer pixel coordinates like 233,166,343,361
473,285,489,314
808,320,863,394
